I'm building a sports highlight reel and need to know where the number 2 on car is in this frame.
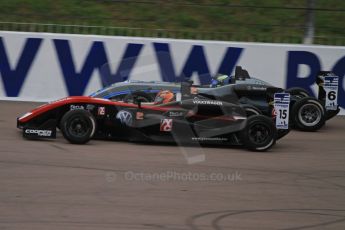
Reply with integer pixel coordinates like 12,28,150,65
274,93,290,130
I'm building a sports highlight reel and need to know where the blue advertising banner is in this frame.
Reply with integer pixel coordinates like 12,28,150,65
0,31,344,114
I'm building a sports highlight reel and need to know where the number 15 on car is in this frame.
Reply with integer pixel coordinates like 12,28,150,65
274,93,290,130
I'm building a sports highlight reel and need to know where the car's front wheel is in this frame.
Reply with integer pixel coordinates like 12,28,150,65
60,109,96,144
239,115,277,151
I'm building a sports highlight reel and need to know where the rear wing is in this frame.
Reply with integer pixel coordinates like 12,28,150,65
234,66,250,82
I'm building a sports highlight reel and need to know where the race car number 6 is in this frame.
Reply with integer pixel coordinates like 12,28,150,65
324,75,338,111
327,90,336,101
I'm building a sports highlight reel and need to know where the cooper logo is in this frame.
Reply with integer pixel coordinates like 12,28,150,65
193,98,223,106
25,129,52,137
70,105,84,110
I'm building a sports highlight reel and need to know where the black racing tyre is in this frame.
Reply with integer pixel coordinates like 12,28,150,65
123,92,153,103
291,97,325,131
241,104,262,117
286,87,310,98
60,109,96,144
239,115,277,151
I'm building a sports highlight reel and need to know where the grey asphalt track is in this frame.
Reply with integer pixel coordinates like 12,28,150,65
0,100,345,230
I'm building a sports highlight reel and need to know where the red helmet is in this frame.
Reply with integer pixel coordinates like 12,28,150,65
154,90,175,104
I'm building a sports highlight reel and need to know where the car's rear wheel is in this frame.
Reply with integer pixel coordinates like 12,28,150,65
240,115,277,151
60,110,96,144
291,97,325,131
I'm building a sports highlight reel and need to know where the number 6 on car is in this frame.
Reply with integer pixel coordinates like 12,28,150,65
274,93,290,130
323,76,338,111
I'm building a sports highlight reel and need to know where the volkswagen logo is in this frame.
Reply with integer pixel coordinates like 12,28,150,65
116,110,133,126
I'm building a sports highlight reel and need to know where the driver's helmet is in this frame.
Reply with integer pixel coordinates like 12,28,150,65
210,74,231,87
154,90,175,104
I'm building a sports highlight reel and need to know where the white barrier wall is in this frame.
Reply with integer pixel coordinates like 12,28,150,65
0,31,344,114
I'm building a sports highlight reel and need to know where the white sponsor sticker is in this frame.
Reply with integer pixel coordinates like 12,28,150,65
136,112,144,120
176,92,182,102
160,119,173,132
116,110,133,126
168,111,184,117
324,76,338,110
25,129,53,137
70,105,84,110
98,106,105,115
192,137,228,142
193,98,223,106
274,93,290,129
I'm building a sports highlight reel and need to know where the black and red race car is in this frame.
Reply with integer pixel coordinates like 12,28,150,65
17,82,286,151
